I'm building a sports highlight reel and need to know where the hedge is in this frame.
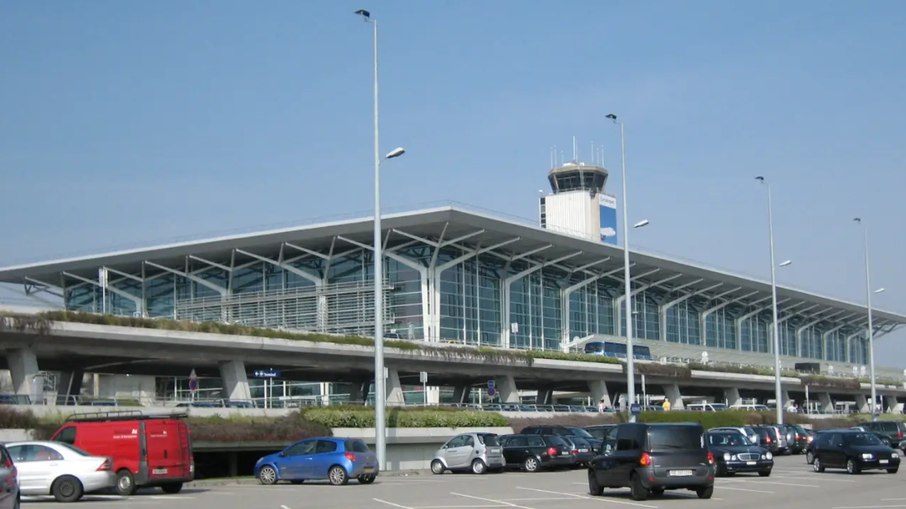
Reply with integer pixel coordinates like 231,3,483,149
0,407,41,429
528,350,621,365
302,406,508,428
187,412,331,442
800,374,861,390
631,363,691,379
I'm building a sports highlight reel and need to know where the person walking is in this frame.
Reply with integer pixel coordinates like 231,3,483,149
662,399,671,412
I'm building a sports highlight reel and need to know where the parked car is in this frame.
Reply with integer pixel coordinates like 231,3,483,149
588,422,715,501
710,426,759,445
774,424,806,454
752,426,780,454
686,403,728,412
254,437,378,485
705,430,773,477
5,441,114,502
584,424,617,440
560,436,595,467
498,434,573,471
0,444,19,509
812,430,900,474
521,425,604,454
850,426,893,446
859,421,906,451
51,410,193,495
430,433,505,475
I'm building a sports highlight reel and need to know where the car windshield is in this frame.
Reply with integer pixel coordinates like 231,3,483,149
845,433,882,446
478,434,500,446
52,443,91,456
568,427,594,439
648,427,703,451
708,433,750,446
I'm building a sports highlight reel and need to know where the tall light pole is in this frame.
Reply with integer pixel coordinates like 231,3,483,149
854,217,879,420
756,176,784,425
607,113,645,422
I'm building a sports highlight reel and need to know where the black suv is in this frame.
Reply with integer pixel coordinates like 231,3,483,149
588,422,715,501
859,421,906,451
812,430,900,474
499,434,573,471
521,425,604,454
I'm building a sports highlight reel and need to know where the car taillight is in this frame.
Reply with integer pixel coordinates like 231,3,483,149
344,452,357,462
707,452,715,465
898,431,903,440
766,436,772,444
571,449,578,455
547,447,558,457
639,452,651,466
97,458,112,471
1,456,12,469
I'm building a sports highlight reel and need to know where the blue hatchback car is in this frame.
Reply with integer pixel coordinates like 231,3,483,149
255,437,379,486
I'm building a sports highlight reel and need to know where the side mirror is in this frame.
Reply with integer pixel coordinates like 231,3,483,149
279,451,286,457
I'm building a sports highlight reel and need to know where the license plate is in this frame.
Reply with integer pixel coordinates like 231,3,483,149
746,461,757,465
363,467,375,473
880,460,889,464
152,468,168,475
669,470,693,477
489,448,501,454
579,448,589,453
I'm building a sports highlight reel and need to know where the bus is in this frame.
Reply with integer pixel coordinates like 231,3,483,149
584,341,652,360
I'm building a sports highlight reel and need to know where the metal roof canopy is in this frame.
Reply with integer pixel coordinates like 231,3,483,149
1,205,903,327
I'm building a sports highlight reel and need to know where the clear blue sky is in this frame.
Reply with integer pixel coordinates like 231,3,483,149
1,1,904,365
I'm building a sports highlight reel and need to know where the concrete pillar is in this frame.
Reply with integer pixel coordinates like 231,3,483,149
228,452,238,477
495,375,519,404
723,386,741,407
587,380,612,408
885,395,903,414
8,348,39,396
386,368,405,406
56,370,84,404
425,386,441,405
452,385,471,404
348,382,366,404
218,360,251,401
781,390,791,410
536,387,555,405
664,384,685,410
818,392,834,414
855,394,869,413
320,382,331,406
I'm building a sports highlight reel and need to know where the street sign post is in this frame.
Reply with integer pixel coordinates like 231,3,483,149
420,371,428,405
630,403,641,416
253,369,281,379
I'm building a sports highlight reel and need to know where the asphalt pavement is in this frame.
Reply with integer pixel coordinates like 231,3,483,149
21,455,905,509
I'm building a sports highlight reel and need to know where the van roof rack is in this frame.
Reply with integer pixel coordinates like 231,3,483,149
64,409,188,422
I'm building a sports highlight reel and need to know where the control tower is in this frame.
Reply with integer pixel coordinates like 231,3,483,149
539,161,618,244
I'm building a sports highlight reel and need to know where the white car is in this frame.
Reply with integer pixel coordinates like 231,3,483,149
5,441,114,502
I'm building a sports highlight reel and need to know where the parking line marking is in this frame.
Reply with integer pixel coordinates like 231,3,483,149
451,492,535,509
281,505,291,509
832,505,906,509
883,499,906,502
718,486,774,494
723,479,820,488
516,487,659,509
505,497,584,502
375,498,416,509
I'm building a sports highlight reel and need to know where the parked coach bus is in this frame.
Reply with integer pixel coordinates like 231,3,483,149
584,341,652,360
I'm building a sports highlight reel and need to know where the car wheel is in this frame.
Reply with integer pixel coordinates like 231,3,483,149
161,482,183,494
650,488,665,497
328,465,349,486
524,457,540,472
471,459,487,475
52,475,84,503
887,468,899,474
806,451,814,464
357,474,377,484
258,465,278,485
813,457,825,472
431,460,445,475
696,485,714,499
587,469,603,496
759,469,771,477
115,469,137,496
846,458,861,475
630,473,649,501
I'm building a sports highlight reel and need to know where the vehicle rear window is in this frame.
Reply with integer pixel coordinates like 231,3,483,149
545,436,568,446
478,434,500,446
648,427,703,451
0,446,9,465
845,433,882,446
568,427,594,439
345,440,370,453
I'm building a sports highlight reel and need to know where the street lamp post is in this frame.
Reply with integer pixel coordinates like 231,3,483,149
607,113,645,422
854,217,879,420
756,176,784,425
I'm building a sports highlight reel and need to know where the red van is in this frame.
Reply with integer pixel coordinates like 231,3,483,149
51,410,194,495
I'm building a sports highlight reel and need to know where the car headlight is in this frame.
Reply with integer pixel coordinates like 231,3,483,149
862,453,873,460
892,452,900,459
723,452,731,461
766,452,773,460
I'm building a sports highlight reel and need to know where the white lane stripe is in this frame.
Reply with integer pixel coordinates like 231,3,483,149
718,486,775,494
451,492,535,509
722,479,819,488
374,498,415,509
281,505,291,509
516,487,659,509
149,496,195,500
832,505,906,509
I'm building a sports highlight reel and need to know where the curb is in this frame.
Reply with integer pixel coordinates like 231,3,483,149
187,469,432,487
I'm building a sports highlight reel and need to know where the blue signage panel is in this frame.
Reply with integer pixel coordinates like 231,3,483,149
487,379,496,389
253,369,281,379
629,403,642,415
599,194,618,245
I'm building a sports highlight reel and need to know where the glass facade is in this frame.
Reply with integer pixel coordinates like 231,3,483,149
58,232,875,366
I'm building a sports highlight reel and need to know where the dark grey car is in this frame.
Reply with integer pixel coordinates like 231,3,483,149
0,444,19,509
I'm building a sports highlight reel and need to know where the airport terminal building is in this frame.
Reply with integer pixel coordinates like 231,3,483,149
2,162,903,382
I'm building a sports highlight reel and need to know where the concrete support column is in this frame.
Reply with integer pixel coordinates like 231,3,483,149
386,368,405,406
885,395,903,414
536,387,555,405
664,384,685,410
723,386,741,407
780,390,791,410
8,348,39,396
56,370,84,402
320,382,331,406
855,394,869,414
818,392,834,414
228,452,239,477
218,360,251,401
452,385,471,405
348,382,365,404
495,375,519,404
425,386,441,406
587,380,612,408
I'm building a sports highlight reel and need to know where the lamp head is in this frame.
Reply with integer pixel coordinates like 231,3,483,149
755,176,765,183
354,9,371,20
633,219,650,229
779,260,792,267
385,147,406,159
853,217,862,224
605,113,617,121
874,288,886,294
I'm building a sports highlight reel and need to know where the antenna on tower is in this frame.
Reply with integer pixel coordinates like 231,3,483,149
572,136,578,162
590,141,595,165
549,147,554,169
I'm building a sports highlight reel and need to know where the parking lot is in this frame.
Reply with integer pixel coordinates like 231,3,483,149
20,455,906,509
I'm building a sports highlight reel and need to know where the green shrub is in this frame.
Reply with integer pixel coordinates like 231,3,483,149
800,375,861,390
187,412,331,443
631,363,691,379
0,407,41,429
528,351,621,365
302,406,507,428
